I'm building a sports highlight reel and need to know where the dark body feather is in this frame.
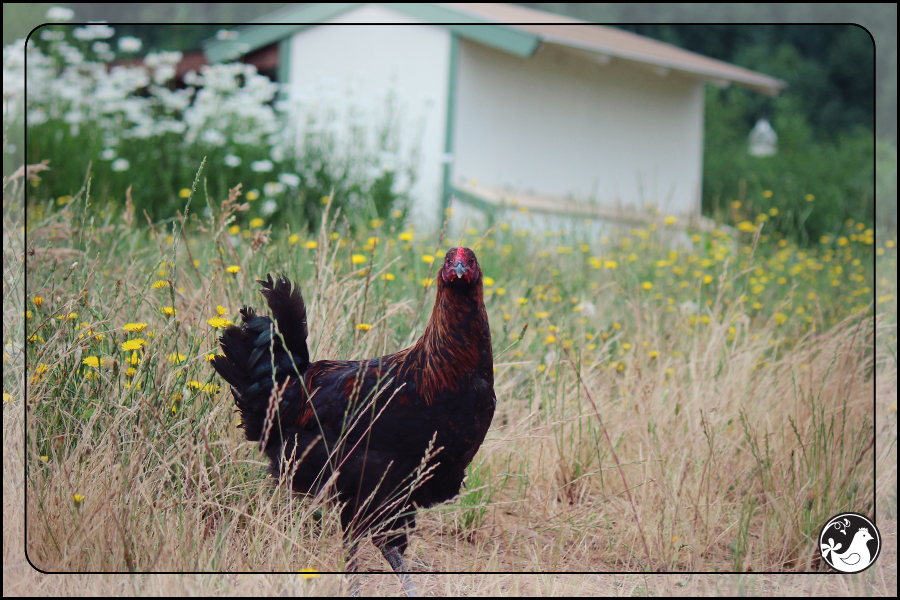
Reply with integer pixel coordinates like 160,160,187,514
211,248,495,570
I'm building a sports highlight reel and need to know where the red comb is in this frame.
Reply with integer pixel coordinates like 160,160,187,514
455,247,466,262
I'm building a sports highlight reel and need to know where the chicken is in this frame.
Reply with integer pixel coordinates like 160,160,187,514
211,247,494,596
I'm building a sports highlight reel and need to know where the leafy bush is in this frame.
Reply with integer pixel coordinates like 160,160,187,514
703,77,875,245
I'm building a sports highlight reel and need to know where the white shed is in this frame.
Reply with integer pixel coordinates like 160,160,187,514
204,3,785,230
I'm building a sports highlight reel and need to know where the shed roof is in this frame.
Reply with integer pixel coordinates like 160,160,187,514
203,3,786,95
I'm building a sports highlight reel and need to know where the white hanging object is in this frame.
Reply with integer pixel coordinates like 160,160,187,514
749,118,777,157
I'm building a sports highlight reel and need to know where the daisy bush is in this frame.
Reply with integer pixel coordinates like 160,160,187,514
7,24,417,229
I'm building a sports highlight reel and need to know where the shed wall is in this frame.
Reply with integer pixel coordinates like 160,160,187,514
453,40,706,217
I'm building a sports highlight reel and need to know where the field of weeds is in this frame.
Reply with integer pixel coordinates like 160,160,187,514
3,158,895,596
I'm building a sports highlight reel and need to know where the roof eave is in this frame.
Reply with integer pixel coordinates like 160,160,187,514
538,35,786,95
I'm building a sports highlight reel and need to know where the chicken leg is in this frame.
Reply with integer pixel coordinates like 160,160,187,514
381,544,418,597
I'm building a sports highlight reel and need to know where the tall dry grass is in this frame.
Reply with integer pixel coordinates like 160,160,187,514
4,168,896,596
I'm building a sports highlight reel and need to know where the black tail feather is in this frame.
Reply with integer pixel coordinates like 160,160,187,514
259,274,310,371
210,275,311,443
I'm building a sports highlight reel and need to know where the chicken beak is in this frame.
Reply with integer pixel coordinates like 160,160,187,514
452,261,467,279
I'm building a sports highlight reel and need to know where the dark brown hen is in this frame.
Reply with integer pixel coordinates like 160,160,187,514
211,247,494,596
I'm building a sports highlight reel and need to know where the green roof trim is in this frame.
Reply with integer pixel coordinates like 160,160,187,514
203,3,540,64
383,4,540,57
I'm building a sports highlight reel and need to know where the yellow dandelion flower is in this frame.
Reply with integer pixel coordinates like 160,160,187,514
774,313,788,325
23,310,32,319
82,356,105,368
73,494,85,504
249,218,264,228
289,234,299,244
300,568,320,580
351,254,367,265
380,273,395,281
320,196,330,205
544,335,556,344
422,254,435,264
121,339,146,351
702,275,714,284
641,281,653,290
161,306,177,316
535,311,548,319
356,323,372,332
151,280,169,289
168,352,187,364
123,323,148,332
495,287,506,296
226,265,241,274
179,188,191,198
805,194,814,201
229,225,240,235
604,260,618,269
420,278,433,287
126,351,141,365
483,276,495,286
663,216,677,226
207,317,233,329
33,296,44,307
649,350,659,358
305,241,318,250
4,392,12,404
398,231,414,242
518,297,528,305
216,305,228,316
246,190,259,201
